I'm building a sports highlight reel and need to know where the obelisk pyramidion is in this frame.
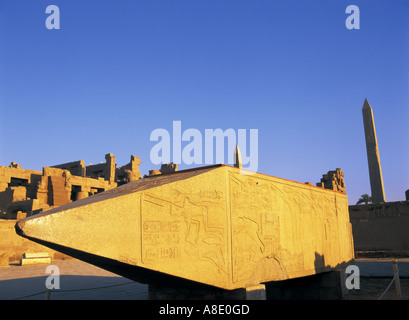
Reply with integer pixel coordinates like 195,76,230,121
362,98,386,203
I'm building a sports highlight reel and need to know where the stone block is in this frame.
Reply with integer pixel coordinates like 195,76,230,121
21,252,51,265
22,252,49,259
244,284,266,300
16,211,26,220
21,257,51,265
148,170,161,176
160,163,178,173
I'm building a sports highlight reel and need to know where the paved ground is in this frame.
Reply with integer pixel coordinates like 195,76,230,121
355,258,409,277
1,258,409,300
345,258,409,300
0,259,148,300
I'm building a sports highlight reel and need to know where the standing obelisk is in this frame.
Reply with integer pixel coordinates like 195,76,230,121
234,145,242,169
362,98,386,203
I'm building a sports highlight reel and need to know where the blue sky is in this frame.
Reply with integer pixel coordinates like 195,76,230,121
0,0,408,205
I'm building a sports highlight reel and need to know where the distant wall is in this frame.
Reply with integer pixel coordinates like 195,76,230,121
349,201,409,257
0,220,72,263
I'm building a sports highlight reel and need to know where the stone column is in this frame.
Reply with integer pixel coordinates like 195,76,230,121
130,155,142,180
362,99,386,203
104,153,116,183
76,191,89,200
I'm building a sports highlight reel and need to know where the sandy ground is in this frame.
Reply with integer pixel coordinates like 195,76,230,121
1,258,409,300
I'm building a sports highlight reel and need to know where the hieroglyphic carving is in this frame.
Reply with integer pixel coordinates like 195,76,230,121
335,194,354,259
142,219,181,260
141,195,179,262
229,171,350,284
230,173,281,283
141,184,229,277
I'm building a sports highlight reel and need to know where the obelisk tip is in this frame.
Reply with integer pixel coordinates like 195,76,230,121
14,219,26,237
363,98,371,111
234,145,242,169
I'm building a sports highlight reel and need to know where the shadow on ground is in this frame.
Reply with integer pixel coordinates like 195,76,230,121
0,275,148,300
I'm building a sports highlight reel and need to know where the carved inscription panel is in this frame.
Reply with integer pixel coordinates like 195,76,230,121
229,171,352,285
135,166,352,289
140,172,230,287
230,173,281,283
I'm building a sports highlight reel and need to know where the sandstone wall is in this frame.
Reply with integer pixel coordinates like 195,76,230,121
0,220,72,264
349,201,409,257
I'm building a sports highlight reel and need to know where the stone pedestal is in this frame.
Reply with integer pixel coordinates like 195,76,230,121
148,283,266,300
148,271,347,300
265,269,347,300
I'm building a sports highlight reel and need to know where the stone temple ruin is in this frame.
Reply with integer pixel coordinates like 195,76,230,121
6,98,409,299
0,154,142,220
316,168,346,193
1,148,355,299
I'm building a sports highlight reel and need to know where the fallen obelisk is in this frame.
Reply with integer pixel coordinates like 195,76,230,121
15,164,354,297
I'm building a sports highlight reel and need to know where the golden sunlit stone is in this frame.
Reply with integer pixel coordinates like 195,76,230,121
16,164,354,290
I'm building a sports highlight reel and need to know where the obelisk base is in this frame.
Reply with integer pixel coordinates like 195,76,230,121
148,283,266,300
